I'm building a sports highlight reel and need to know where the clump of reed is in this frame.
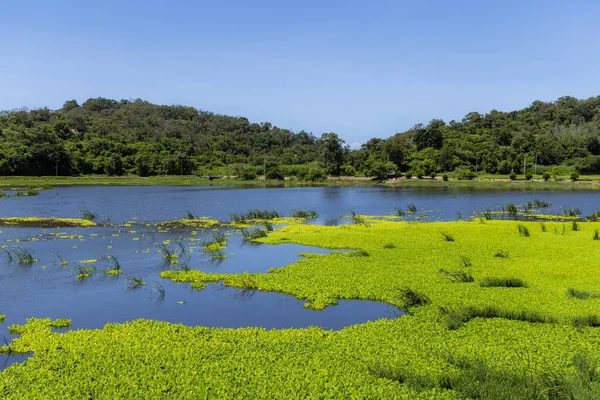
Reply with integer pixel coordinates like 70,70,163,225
517,224,530,237
126,276,146,290
12,247,37,264
480,277,528,288
73,263,95,280
1,248,13,263
567,288,600,300
594,229,599,240
481,209,492,220
16,190,39,197
394,207,405,217
526,199,552,209
439,269,474,283
348,210,369,226
244,209,279,220
572,221,579,231
292,209,319,219
350,249,370,257
182,210,196,219
261,221,274,232
494,250,509,258
0,191,7,198
459,255,472,267
564,207,582,217
441,232,455,242
572,314,600,329
158,243,177,260
80,208,97,221
241,227,268,241
103,255,122,275
540,222,547,232
503,203,518,216
151,282,166,304
383,242,396,249
406,203,417,213
230,213,248,224
397,287,430,308
441,305,554,330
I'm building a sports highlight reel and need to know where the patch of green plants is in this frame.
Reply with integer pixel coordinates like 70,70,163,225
441,232,455,242
517,224,530,237
572,314,600,328
480,277,528,288
103,255,122,275
12,247,37,264
73,263,95,280
441,305,555,330
564,207,582,217
291,209,319,219
406,203,417,213
80,208,97,221
396,287,430,308
439,269,474,283
241,227,268,241
567,288,600,300
393,207,405,217
126,276,146,290
382,242,396,249
504,203,518,216
494,250,509,258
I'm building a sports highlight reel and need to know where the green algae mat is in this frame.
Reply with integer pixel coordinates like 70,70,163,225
3,219,600,399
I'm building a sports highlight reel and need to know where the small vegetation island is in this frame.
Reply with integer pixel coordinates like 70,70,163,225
2,95,600,185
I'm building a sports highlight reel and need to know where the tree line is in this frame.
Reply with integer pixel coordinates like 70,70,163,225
1,95,599,179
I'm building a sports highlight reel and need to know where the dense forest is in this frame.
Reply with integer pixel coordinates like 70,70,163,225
1,96,600,179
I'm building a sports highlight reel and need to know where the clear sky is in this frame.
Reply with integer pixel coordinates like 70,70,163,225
1,0,599,147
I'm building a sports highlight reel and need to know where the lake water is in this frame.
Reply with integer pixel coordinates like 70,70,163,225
1,185,599,369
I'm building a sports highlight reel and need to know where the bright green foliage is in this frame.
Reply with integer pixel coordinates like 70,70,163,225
5,220,600,398
0,314,4,323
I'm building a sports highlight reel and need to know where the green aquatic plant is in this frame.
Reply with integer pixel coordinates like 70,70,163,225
1,248,13,263
49,319,71,329
261,221,274,232
158,243,177,260
126,276,146,290
494,250,509,258
459,255,472,267
12,247,37,264
103,255,122,275
564,207,582,217
182,209,196,219
442,306,555,330
382,242,396,249
482,209,492,220
241,227,268,241
16,190,39,197
480,277,528,288
151,282,166,304
393,207,405,217
0,191,7,198
350,249,370,257
0,314,4,323
292,209,319,219
406,203,417,213
229,213,247,224
79,208,97,221
397,287,430,308
594,230,599,241
567,288,600,300
573,314,600,328
503,203,518,217
73,263,95,280
439,269,474,283
348,210,368,226
244,209,279,220
572,221,579,231
441,232,455,242
540,222,547,232
517,224,530,237
53,251,68,266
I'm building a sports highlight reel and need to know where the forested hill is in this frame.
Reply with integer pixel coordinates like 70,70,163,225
1,96,600,178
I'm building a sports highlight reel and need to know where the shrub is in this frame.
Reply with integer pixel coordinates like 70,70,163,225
442,174,448,181
404,171,412,179
509,172,518,180
570,171,580,181
304,167,325,182
397,287,430,307
266,166,284,180
239,167,257,180
542,171,551,181
416,170,424,179
525,172,533,180
430,172,437,179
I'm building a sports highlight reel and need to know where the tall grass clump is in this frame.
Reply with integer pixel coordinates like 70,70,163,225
517,224,530,237
126,276,146,290
572,221,579,231
291,209,319,219
503,203,518,216
406,203,417,213
564,207,582,217
241,227,268,241
103,255,122,275
397,287,430,308
80,208,97,221
393,207,405,217
182,210,196,219
540,222,547,232
229,213,247,224
0,191,7,198
494,250,509,258
383,242,396,249
441,232,455,242
245,209,279,220
567,288,600,300
158,244,177,260
442,306,554,330
261,221,274,232
480,277,528,288
573,315,600,328
348,210,368,226
1,248,13,263
151,282,166,304
439,269,474,283
459,255,472,267
73,263,95,280
482,209,492,220
13,247,37,264
594,230,599,240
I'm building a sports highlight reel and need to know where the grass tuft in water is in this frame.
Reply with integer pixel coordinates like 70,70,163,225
182,210,196,219
406,203,417,213
564,207,582,217
80,208,97,221
397,287,430,308
241,227,268,241
480,277,528,288
126,276,146,290
103,255,122,275
73,263,95,280
151,282,166,304
393,207,405,217
1,248,13,263
291,209,319,219
229,213,247,224
13,247,37,264
348,210,369,226
504,203,518,217
158,244,177,260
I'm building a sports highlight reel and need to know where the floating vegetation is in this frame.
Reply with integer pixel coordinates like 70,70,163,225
406,203,417,213
158,244,178,260
291,209,319,219
480,277,528,288
15,190,39,197
0,191,7,198
126,276,146,290
103,255,122,275
241,227,268,241
53,251,68,266
517,224,530,237
73,263,95,280
350,249,370,257
244,209,279,220
439,269,474,283
441,232,455,242
261,221,274,232
12,247,37,264
49,319,71,329
229,213,247,224
80,208,97,221
0,217,96,227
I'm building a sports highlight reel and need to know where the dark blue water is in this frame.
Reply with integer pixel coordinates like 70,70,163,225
1,186,599,223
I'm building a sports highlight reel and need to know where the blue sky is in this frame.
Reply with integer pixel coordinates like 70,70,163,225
1,0,599,147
